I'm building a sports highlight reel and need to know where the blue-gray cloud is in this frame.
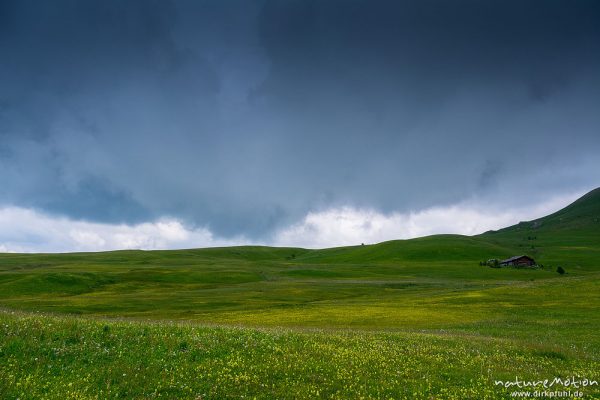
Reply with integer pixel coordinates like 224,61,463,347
0,0,599,239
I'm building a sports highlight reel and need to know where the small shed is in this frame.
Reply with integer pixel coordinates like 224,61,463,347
499,255,536,267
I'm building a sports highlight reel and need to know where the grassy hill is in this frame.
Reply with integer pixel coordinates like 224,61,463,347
479,187,600,268
1,188,599,399
489,187,600,234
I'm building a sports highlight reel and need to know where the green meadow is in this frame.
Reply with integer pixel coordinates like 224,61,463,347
1,188,599,399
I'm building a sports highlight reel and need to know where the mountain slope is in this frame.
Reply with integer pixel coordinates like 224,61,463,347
293,187,599,266
486,187,600,235
478,187,600,267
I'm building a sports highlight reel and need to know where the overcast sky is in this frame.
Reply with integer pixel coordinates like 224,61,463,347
1,0,599,252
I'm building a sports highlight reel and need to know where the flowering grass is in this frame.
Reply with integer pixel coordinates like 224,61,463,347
1,310,598,400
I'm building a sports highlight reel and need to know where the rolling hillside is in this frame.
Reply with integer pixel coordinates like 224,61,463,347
478,187,600,268
1,188,599,399
0,187,598,322
489,187,600,234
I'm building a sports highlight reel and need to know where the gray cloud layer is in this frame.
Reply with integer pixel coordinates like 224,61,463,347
1,0,599,239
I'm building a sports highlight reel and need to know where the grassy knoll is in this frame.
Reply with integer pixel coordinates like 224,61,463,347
0,188,599,398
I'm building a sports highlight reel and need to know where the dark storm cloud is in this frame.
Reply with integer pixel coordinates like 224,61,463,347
1,0,599,238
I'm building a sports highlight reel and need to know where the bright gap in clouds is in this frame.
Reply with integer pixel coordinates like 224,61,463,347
0,192,582,253
273,193,581,248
